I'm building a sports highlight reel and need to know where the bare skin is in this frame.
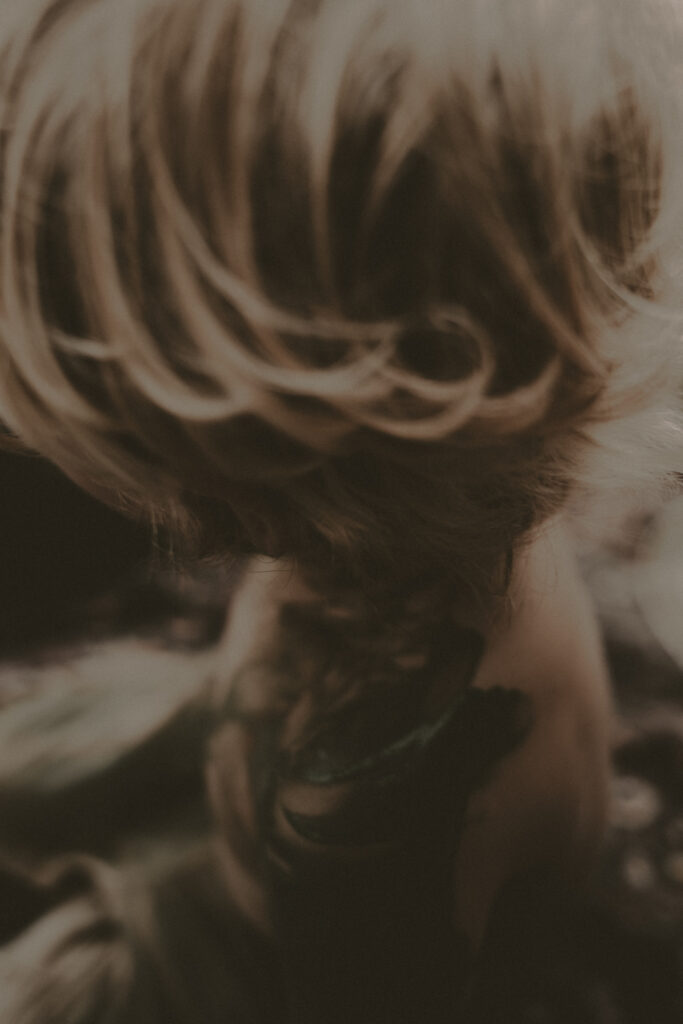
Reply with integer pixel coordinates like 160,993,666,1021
453,518,612,949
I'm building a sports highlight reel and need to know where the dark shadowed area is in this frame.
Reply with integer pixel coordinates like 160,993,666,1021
0,457,681,1022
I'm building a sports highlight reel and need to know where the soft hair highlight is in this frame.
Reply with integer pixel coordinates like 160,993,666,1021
0,0,682,600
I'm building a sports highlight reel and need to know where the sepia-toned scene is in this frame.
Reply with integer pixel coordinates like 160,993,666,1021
0,2,682,1021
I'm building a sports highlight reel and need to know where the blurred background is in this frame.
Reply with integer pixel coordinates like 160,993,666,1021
0,450,681,1023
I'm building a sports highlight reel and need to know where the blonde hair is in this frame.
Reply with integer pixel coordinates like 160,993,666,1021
0,0,682,600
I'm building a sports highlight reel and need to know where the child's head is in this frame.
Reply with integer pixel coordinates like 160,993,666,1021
0,0,680,602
